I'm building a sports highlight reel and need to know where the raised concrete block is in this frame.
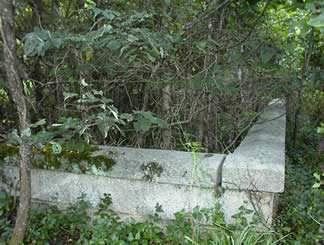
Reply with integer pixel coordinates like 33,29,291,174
3,148,225,220
95,146,225,187
221,190,277,225
222,100,286,193
221,100,286,224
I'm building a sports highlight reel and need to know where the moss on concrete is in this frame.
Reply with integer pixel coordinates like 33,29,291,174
0,143,116,174
141,161,163,182
0,144,19,161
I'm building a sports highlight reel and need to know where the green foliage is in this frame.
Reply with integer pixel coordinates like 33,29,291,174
60,87,167,142
277,111,324,244
24,27,67,56
0,192,16,241
276,163,324,244
26,197,90,243
61,88,128,141
13,0,285,151
0,192,278,244
0,144,18,163
312,172,323,188
32,142,116,175
0,142,116,175
308,13,324,28
306,2,324,29
318,123,324,134
133,111,168,133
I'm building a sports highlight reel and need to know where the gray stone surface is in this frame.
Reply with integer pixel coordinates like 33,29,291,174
94,146,225,187
3,166,221,220
2,147,225,220
222,100,286,193
221,189,277,225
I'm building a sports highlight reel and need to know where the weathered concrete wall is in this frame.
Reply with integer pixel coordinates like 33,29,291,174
0,100,286,224
221,99,286,224
94,146,224,187
2,148,225,220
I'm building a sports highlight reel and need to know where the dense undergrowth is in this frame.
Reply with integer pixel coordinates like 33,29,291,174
1,193,279,244
276,163,323,244
276,137,324,244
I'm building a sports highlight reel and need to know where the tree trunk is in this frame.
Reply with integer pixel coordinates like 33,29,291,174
52,0,59,21
30,0,44,119
161,84,172,149
0,1,32,244
197,90,206,147
134,82,150,147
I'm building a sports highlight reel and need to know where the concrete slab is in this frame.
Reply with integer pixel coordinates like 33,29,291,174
3,166,221,220
2,146,225,220
222,100,286,193
221,189,277,225
95,146,225,187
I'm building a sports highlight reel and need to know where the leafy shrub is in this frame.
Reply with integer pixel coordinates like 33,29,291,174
276,163,324,244
26,197,90,244
0,193,278,244
0,192,15,242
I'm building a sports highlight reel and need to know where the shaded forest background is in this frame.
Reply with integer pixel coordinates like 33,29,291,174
0,0,322,153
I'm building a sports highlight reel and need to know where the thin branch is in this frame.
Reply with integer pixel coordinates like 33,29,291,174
185,0,234,30
222,111,261,153
223,0,271,50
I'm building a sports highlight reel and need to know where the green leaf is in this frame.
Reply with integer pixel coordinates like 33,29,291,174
22,128,31,138
100,98,113,104
8,129,22,144
137,111,154,120
50,38,63,48
93,8,120,20
0,192,6,201
107,106,119,119
312,182,321,188
107,40,122,50
32,130,55,143
135,232,141,240
120,113,134,122
305,3,316,11
93,90,103,96
103,11,115,20
154,118,168,129
92,7,102,18
128,232,134,241
313,172,320,180
128,55,137,63
317,126,324,134
127,35,139,43
133,111,167,130
80,79,89,87
51,143,62,154
134,118,152,132
308,14,324,28
30,119,46,128
261,47,277,64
